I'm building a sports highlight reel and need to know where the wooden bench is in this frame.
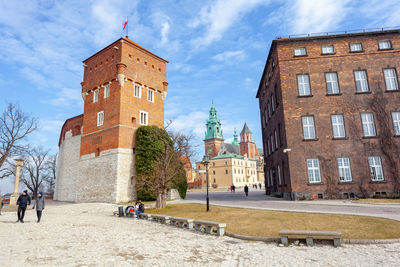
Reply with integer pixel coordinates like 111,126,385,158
151,214,170,224
138,213,152,220
193,220,226,236
278,230,341,247
169,217,194,229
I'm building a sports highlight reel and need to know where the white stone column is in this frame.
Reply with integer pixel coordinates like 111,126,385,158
9,159,24,207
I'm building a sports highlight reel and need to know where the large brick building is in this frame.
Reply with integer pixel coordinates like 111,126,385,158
257,29,400,200
54,38,168,203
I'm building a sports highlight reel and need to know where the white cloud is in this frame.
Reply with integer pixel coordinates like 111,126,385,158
213,50,245,62
161,21,170,45
281,0,351,34
48,88,82,107
190,0,269,48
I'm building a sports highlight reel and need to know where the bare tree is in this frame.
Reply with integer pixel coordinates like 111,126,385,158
20,147,50,197
0,103,38,177
44,154,57,195
168,131,196,162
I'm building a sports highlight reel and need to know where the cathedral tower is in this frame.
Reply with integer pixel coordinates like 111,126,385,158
239,123,258,160
204,104,224,157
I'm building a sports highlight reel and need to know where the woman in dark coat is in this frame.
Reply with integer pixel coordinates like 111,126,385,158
32,192,45,223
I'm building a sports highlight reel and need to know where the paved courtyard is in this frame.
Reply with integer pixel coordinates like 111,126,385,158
1,201,400,266
183,190,400,221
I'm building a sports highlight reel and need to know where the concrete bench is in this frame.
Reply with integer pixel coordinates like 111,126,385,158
138,213,152,220
169,217,194,229
278,230,341,247
151,214,170,224
193,220,226,236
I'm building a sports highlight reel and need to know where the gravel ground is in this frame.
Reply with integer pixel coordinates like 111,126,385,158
0,201,399,266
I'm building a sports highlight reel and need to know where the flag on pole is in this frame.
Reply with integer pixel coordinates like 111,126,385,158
123,20,128,30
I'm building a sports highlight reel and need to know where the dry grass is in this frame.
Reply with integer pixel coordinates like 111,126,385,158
147,204,400,239
352,199,400,204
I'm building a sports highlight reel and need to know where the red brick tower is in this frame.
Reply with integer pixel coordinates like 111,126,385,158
240,123,258,160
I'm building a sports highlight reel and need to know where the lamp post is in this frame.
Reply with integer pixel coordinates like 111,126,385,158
204,154,210,212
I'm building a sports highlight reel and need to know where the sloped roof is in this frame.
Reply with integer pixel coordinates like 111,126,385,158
241,123,252,134
212,153,244,160
218,142,240,156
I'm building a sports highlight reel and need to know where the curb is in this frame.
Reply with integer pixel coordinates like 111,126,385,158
225,232,400,245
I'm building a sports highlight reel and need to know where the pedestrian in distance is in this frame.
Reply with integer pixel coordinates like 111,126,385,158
0,196,3,215
232,185,236,192
244,184,249,197
16,190,31,223
230,185,233,192
32,192,45,223
259,183,262,189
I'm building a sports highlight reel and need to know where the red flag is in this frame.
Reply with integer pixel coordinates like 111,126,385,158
123,20,127,30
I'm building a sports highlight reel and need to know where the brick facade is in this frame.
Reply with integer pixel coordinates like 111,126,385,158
55,38,167,203
257,29,400,200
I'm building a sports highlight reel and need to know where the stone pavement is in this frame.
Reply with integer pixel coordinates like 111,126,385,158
179,190,400,221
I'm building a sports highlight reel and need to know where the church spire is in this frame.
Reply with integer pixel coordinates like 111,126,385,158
232,128,239,145
205,103,224,140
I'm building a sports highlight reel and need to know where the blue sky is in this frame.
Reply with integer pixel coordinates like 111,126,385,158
0,0,399,191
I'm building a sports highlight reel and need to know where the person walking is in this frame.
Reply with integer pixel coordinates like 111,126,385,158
0,196,3,215
230,185,233,192
32,192,45,223
16,190,31,223
244,184,249,197
232,185,236,192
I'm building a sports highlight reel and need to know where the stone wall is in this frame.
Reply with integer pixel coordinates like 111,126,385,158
55,132,136,203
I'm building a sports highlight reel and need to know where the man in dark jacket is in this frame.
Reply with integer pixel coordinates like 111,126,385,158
16,190,31,223
135,200,145,217
32,192,45,223
244,185,249,197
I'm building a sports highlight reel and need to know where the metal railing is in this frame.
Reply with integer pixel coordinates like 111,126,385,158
276,26,400,40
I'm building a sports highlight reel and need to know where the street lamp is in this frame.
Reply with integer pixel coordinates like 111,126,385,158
203,154,210,212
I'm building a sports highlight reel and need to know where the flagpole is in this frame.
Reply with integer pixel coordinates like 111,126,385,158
126,16,128,39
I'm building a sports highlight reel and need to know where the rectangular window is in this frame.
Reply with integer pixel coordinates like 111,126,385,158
392,112,400,135
302,116,316,140
274,129,278,149
134,84,141,98
140,111,148,125
331,114,346,138
267,138,271,155
368,156,384,181
354,70,369,92
337,157,352,182
383,68,399,91
267,101,271,118
294,47,307,56
93,89,99,103
322,45,334,54
104,84,110,98
350,43,363,52
378,40,392,50
297,74,311,96
147,89,154,102
97,111,104,126
325,72,340,94
271,95,275,112
307,159,321,183
277,164,281,185
270,135,274,152
361,113,376,137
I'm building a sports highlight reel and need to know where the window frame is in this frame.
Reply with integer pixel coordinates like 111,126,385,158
378,40,392,50
297,74,312,97
361,112,377,137
294,47,307,57
325,72,340,95
93,88,99,103
97,111,104,127
337,157,352,182
103,83,110,98
349,42,363,53
368,156,385,181
301,115,316,140
147,88,154,102
307,158,321,183
353,70,370,93
134,83,142,98
139,110,148,125
383,68,399,91
392,111,400,136
321,45,335,55
331,114,346,139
